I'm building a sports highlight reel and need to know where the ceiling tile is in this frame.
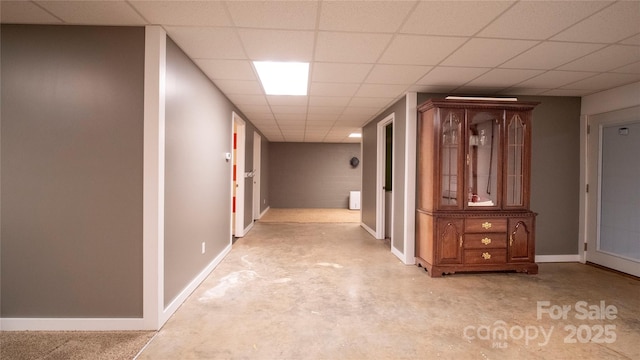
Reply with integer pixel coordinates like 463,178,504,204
266,96,308,107
276,116,306,124
552,1,640,43
242,113,275,122
271,105,308,114
365,64,432,85
558,45,640,72
213,79,263,95
319,0,414,33
341,106,382,116
226,94,268,107
315,32,392,63
441,38,539,67
337,113,374,125
311,63,373,83
195,59,256,80
407,85,457,94
226,1,318,30
612,61,640,74
238,29,315,61
235,104,271,114
309,83,359,97
501,42,606,69
165,27,246,59
306,114,339,122
478,1,610,40
379,35,467,65
402,1,513,36
348,97,394,108
1,1,62,23
466,69,544,87
417,67,490,86
308,96,351,107
36,1,146,25
355,84,408,98
561,72,640,90
517,71,598,88
129,1,230,26
621,34,640,45
307,106,345,115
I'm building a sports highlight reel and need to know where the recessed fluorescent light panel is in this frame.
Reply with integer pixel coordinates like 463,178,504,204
349,133,362,138
253,61,309,96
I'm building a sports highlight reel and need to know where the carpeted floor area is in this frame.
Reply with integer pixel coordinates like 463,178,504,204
0,331,155,360
258,208,361,223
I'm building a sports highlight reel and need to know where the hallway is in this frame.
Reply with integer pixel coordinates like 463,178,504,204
137,222,639,359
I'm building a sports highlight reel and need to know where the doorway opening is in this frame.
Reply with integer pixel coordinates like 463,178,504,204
586,106,640,277
376,114,394,246
253,132,262,221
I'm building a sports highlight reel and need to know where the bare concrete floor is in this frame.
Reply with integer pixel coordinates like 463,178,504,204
138,223,640,359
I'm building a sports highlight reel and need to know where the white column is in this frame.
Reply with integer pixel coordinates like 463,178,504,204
143,25,166,330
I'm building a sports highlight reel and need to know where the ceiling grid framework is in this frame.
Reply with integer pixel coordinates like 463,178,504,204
2,0,639,143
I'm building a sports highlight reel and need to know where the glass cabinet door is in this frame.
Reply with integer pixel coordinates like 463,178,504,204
439,109,464,208
466,110,502,208
505,111,528,208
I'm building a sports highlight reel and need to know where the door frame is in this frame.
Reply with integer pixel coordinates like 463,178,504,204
232,112,246,237
585,106,640,276
376,114,394,242
253,132,262,220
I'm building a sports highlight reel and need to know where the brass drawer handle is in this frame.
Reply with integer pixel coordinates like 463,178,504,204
482,252,491,260
481,237,491,245
459,235,463,248
482,222,492,230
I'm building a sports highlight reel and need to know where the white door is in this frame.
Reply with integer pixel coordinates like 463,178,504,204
232,112,246,237
253,133,262,220
586,106,640,277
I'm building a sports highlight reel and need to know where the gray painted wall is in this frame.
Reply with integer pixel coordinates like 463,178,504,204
526,96,581,255
269,143,361,208
164,38,234,306
362,98,408,252
1,25,145,317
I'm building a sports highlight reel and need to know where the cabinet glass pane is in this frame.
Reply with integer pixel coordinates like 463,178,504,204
467,111,500,207
507,114,525,206
440,111,460,206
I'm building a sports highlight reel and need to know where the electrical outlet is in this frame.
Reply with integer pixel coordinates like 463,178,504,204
201,242,206,254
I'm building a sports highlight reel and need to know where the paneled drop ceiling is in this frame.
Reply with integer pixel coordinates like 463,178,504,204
2,1,639,143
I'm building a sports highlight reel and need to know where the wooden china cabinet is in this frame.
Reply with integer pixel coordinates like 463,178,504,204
415,98,539,277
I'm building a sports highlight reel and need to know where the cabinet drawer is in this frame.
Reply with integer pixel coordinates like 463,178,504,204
464,233,507,249
464,249,506,264
465,218,507,233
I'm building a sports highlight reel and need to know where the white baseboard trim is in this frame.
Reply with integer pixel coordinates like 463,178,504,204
235,219,255,238
0,317,149,332
535,254,581,263
361,222,376,238
259,206,270,219
160,243,231,325
243,221,254,235
1,243,232,331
